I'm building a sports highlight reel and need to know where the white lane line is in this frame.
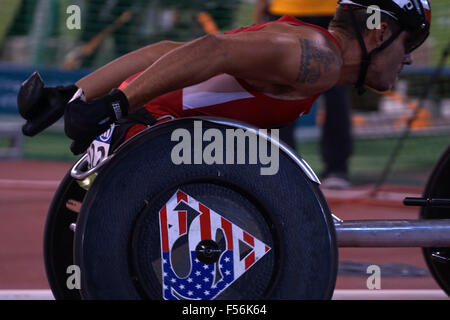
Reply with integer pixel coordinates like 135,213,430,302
322,188,421,203
0,290,55,300
333,289,449,300
0,179,60,189
0,290,447,300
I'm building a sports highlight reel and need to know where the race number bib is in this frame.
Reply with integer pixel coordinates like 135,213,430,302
87,124,115,169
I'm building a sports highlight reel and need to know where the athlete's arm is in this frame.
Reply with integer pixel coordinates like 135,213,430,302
122,31,342,111
76,40,184,100
64,29,342,154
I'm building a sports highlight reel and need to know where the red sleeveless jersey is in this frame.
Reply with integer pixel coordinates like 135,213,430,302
120,15,341,129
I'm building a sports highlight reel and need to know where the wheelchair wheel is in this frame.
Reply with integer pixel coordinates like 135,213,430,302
43,170,85,300
421,145,450,296
74,118,338,300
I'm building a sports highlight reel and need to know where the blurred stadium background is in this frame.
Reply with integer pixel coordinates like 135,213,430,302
0,0,449,188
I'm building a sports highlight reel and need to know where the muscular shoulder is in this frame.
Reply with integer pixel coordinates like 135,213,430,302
255,22,343,95
295,37,342,92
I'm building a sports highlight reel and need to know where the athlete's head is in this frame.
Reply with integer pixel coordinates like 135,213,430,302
330,0,431,92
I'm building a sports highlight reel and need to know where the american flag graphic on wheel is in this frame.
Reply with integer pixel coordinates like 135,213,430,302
158,190,271,300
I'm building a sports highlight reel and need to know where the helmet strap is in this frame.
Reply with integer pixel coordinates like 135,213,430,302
348,8,403,94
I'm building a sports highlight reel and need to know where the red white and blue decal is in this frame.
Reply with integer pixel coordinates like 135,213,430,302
158,190,271,300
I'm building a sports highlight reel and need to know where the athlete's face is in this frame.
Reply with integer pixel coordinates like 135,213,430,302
365,31,413,92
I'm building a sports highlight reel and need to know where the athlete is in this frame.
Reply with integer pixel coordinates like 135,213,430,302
18,0,431,156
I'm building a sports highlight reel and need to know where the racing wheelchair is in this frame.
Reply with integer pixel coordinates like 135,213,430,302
43,117,450,300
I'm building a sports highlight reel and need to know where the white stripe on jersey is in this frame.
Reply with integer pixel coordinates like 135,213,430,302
182,74,254,110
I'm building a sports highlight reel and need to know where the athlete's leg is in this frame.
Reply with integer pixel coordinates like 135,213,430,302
320,85,353,179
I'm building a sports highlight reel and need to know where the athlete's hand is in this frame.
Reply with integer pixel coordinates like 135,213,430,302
64,88,129,155
17,72,78,136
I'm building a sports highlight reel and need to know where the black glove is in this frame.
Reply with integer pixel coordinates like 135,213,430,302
64,88,129,155
17,71,78,136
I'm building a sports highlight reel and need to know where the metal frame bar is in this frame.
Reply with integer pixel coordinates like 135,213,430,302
335,219,450,247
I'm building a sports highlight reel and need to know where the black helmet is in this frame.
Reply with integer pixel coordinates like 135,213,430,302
337,0,432,93
339,0,431,53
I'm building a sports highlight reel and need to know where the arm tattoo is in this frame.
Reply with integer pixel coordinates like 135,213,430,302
297,39,337,84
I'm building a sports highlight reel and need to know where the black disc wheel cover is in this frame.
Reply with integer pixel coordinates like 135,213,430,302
74,118,338,300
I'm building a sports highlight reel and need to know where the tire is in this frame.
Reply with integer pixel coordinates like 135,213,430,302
74,118,338,300
421,145,450,296
43,170,85,300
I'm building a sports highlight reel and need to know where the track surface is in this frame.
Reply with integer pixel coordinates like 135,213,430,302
0,160,447,299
